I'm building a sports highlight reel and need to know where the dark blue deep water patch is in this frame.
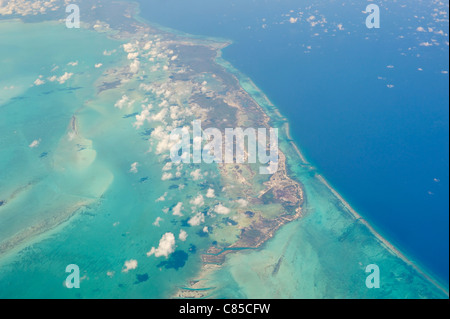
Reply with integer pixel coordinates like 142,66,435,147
134,273,149,284
157,250,189,270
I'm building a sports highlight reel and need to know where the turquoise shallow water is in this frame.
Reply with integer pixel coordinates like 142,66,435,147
0,18,234,298
0,13,447,299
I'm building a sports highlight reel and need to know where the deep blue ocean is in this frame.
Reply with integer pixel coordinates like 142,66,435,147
134,0,449,284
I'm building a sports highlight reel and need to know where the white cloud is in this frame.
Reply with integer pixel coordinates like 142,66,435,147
153,217,163,227
156,192,168,202
188,212,205,226
67,61,78,66
235,199,248,208
190,194,204,207
57,72,73,84
206,188,215,198
147,232,176,258
29,139,41,148
172,202,183,216
133,108,150,129
34,76,45,86
161,172,173,181
151,108,167,122
103,49,116,56
122,259,138,272
162,162,173,171
179,229,188,241
214,204,230,215
128,52,139,60
95,63,103,68
123,42,137,53
190,169,202,181
129,59,140,73
129,162,139,173
114,95,134,109
48,72,73,84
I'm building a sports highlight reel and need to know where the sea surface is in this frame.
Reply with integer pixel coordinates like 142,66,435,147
134,0,450,285
0,0,448,299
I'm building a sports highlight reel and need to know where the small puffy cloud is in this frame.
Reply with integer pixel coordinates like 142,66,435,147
188,212,205,226
122,259,138,272
156,192,168,202
103,49,116,56
57,72,73,84
214,204,230,215
114,95,134,109
235,199,248,208
153,217,163,227
190,169,202,181
147,232,176,258
133,108,150,129
34,76,45,86
129,162,139,173
162,162,173,171
202,226,209,233
48,72,73,84
151,108,167,122
95,63,103,68
289,17,298,24
190,194,204,207
206,188,215,198
67,61,78,66
172,202,183,216
162,172,173,181
179,229,188,241
123,42,137,53
129,59,140,73
29,139,41,148
127,52,139,60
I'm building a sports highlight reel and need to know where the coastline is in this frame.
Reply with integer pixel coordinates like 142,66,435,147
0,0,447,298
210,42,449,296
125,2,450,297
